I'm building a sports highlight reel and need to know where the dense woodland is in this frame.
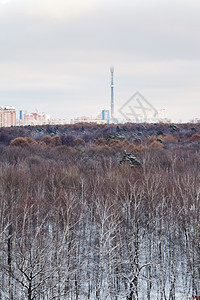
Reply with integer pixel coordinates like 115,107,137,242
0,123,200,300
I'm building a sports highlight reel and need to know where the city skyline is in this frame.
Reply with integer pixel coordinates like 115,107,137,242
0,0,200,122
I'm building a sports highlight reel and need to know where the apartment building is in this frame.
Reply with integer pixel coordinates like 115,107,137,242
0,107,16,127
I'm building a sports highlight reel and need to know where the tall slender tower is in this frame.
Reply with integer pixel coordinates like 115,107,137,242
110,67,114,121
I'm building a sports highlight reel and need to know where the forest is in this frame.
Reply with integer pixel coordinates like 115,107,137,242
0,122,200,300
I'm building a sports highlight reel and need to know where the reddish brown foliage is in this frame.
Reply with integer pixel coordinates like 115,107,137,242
190,132,200,142
72,138,85,147
10,137,37,147
149,140,164,149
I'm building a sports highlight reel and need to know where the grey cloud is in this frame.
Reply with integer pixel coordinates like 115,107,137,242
0,0,200,121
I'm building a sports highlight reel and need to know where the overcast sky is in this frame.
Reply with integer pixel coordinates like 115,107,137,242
0,0,200,122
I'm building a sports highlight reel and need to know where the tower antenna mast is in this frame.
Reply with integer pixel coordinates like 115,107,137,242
110,67,114,121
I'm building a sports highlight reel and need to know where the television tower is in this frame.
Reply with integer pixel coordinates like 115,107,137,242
110,67,114,121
